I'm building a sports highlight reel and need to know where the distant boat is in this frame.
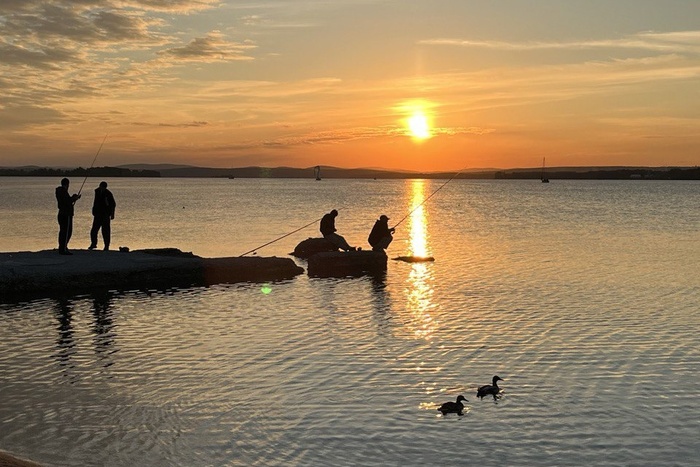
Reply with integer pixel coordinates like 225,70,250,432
541,157,550,183
314,165,322,181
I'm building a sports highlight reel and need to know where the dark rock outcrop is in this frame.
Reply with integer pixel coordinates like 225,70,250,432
291,237,338,259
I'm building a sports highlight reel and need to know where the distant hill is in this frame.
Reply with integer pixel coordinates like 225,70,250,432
1,164,698,180
116,164,699,180
495,166,700,180
0,166,160,178
117,164,498,179
115,163,196,171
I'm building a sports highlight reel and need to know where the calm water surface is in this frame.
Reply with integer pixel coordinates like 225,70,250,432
1,177,699,466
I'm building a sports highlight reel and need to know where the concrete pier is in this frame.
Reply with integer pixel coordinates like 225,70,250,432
0,248,304,302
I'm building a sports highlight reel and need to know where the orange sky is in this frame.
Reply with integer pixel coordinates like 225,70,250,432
2,1,699,171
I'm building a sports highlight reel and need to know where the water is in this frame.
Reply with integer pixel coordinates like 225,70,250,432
1,177,699,466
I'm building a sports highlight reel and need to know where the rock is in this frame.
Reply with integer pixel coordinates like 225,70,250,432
291,237,338,259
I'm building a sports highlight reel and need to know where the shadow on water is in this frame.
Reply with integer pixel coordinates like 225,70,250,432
51,292,120,382
52,298,77,381
91,292,117,368
368,272,394,337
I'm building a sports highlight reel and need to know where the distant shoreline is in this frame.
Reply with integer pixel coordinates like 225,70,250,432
0,165,698,180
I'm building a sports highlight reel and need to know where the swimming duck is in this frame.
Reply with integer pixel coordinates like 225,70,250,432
477,375,504,400
437,395,468,416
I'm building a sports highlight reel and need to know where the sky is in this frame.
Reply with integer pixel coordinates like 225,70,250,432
1,0,700,171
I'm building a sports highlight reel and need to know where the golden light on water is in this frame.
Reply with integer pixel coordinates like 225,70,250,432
401,179,436,341
407,264,436,341
409,180,429,258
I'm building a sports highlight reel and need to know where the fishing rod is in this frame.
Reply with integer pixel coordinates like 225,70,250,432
77,133,108,196
239,208,345,257
391,167,467,229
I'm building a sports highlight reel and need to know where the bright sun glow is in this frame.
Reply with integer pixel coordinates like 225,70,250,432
407,112,431,140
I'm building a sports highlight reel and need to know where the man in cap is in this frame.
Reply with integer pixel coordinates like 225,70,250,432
88,181,117,251
367,214,395,252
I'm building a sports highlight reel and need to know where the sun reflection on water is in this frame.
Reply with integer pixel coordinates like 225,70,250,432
402,180,436,342
408,180,429,258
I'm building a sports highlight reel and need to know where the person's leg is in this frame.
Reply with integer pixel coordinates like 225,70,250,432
58,214,68,252
325,233,353,251
377,235,392,250
66,216,73,249
89,216,100,249
102,217,111,250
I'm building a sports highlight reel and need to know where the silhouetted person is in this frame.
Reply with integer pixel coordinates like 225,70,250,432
88,181,116,251
368,214,394,252
55,177,81,255
320,209,355,252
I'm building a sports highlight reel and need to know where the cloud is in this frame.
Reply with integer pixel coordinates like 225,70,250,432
0,105,65,129
129,120,209,127
6,0,222,14
256,124,493,148
0,42,81,69
0,4,171,69
117,0,220,12
237,13,315,30
0,0,257,126
418,30,700,55
2,4,162,44
158,35,256,62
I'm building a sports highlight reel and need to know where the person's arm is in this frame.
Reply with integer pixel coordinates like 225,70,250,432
108,192,116,218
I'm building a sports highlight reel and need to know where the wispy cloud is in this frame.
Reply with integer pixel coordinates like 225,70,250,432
158,34,256,62
257,125,493,148
419,30,700,54
129,120,210,127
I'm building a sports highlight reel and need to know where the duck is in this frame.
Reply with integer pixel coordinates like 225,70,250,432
437,395,468,416
477,375,504,400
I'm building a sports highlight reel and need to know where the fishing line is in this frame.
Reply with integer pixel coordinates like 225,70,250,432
77,133,108,196
239,208,345,257
391,167,467,229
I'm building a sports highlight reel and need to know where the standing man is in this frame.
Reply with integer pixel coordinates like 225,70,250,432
320,209,356,252
88,181,116,251
368,214,395,252
55,178,81,255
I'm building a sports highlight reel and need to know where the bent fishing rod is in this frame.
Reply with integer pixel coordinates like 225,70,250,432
77,133,109,196
391,167,467,229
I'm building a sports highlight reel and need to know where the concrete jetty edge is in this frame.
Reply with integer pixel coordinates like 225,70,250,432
0,248,304,303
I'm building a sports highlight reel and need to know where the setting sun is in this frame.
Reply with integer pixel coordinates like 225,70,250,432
407,112,432,140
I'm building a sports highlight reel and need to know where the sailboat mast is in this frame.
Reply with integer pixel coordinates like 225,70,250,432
541,157,550,183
